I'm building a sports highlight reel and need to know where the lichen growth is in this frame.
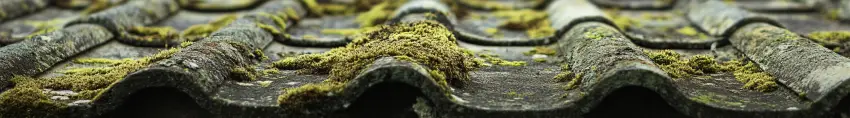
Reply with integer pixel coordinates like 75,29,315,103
479,53,526,66
523,47,556,56
807,31,850,46
0,48,180,116
492,9,555,39
180,15,238,41
273,21,484,87
644,50,777,92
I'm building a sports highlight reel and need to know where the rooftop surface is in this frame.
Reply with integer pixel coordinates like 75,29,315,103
1,0,850,117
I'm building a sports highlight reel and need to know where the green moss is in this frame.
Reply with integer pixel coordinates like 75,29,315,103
553,64,573,82
676,26,698,36
180,41,194,48
300,0,325,16
321,28,362,36
262,68,281,76
257,81,273,87
691,94,744,107
277,82,346,109
61,67,113,75
826,9,841,20
256,23,282,35
355,1,405,27
604,9,640,30
273,21,484,87
24,19,68,39
73,58,131,65
81,0,111,15
565,73,583,90
0,48,180,116
492,9,555,39
523,47,556,56
231,66,258,81
807,31,850,45
460,0,547,10
533,58,547,63
128,26,178,42
479,53,527,66
733,62,777,92
180,15,238,41
644,50,777,92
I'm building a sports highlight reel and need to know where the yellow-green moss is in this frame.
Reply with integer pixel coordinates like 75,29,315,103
533,58,547,63
300,0,325,16
262,68,281,76
479,53,527,66
676,26,699,36
277,82,346,109
553,64,583,90
128,26,178,42
81,0,111,15
230,67,258,81
321,28,361,36
807,31,850,45
180,15,238,41
691,94,744,106
273,21,484,87
492,9,555,39
644,50,777,92
604,9,640,30
355,1,406,27
24,19,68,39
0,48,180,116
826,9,841,20
733,62,777,92
73,58,130,65
523,47,557,56
256,23,282,35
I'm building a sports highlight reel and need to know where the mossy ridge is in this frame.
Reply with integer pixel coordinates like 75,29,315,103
274,21,484,87
492,9,555,39
274,21,485,108
644,50,777,92
807,31,850,46
0,48,181,116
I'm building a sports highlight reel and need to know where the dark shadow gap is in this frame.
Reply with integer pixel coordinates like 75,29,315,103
831,94,850,118
100,87,212,118
344,82,425,118
584,86,690,118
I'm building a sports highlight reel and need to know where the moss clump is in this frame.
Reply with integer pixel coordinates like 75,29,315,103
807,31,850,46
128,26,178,42
277,82,346,109
180,15,238,41
355,0,406,27
733,62,777,92
492,9,555,39
73,58,131,65
0,48,180,116
273,21,484,87
523,47,556,56
553,64,583,90
262,68,281,76
479,53,527,66
533,58,547,63
644,50,777,92
230,66,258,81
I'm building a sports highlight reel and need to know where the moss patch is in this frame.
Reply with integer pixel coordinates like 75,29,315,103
479,53,526,66
180,15,238,41
523,47,556,56
604,9,640,30
644,50,777,92
553,64,583,90
277,82,346,109
273,21,484,87
492,9,555,39
0,48,180,116
807,31,850,46
24,18,68,39
128,26,178,42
